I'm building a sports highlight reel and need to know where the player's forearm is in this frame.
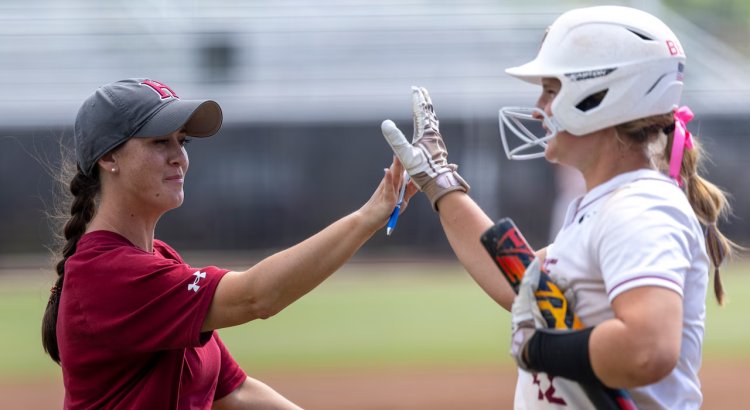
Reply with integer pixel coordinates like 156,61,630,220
243,210,377,318
214,376,302,410
205,210,380,330
437,192,516,310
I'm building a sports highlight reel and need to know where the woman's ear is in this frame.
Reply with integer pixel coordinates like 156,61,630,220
98,152,118,174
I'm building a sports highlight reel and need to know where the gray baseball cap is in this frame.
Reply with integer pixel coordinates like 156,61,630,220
74,78,222,176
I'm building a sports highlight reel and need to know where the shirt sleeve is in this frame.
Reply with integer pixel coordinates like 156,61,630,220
591,190,695,302
74,247,230,353
213,333,248,401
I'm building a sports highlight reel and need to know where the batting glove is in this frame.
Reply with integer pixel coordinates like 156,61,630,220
381,86,469,210
511,258,546,371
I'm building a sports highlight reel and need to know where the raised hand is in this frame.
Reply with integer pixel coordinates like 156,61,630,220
381,86,469,210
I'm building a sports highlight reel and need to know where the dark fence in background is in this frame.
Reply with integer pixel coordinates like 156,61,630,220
1,114,748,262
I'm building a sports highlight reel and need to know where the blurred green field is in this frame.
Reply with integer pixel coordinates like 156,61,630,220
1,261,748,382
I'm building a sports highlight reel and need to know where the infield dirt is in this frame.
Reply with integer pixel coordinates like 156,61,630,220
6,360,744,409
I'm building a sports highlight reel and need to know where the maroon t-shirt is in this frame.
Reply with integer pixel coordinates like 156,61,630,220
57,231,246,409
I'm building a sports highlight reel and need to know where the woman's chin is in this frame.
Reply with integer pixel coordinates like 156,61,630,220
543,147,557,163
162,192,185,211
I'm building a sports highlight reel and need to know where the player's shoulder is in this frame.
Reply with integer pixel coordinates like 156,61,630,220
153,239,185,263
604,170,690,214
594,170,699,236
70,231,182,269
75,230,141,255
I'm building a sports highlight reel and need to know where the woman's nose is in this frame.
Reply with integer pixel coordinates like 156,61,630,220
169,144,188,167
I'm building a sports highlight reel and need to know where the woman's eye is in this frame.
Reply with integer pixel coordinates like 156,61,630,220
180,138,192,146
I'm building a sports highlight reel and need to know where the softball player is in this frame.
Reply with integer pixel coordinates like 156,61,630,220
41,78,415,409
382,6,733,409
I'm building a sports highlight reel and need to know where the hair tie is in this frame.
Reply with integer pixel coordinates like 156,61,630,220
47,285,59,305
669,106,694,187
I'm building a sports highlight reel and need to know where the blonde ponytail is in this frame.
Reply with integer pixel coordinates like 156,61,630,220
675,137,735,304
617,112,736,305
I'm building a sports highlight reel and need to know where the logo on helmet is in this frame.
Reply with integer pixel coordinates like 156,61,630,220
666,40,682,56
564,68,617,82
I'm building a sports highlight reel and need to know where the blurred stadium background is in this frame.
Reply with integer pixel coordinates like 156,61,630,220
1,0,748,408
2,0,749,258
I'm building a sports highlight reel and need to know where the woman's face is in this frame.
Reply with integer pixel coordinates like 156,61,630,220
110,129,191,215
536,78,572,164
536,78,604,170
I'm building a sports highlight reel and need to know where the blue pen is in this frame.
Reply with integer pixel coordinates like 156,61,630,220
386,171,410,236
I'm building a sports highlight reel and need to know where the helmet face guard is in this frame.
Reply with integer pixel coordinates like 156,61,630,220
498,107,562,160
499,5,686,160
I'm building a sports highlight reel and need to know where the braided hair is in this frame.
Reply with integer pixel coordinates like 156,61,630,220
616,113,735,305
41,166,100,364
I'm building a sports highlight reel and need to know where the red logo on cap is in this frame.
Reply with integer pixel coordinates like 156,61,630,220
141,80,180,99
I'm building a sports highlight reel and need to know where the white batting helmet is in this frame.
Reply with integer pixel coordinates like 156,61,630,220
499,6,686,160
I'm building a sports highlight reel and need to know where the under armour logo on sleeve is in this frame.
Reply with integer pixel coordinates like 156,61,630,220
187,271,207,293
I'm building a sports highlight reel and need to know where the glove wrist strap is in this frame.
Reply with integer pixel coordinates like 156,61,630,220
424,170,470,211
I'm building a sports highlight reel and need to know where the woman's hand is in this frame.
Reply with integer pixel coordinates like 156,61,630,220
357,157,418,232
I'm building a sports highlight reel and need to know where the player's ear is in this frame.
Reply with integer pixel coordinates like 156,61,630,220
97,151,117,174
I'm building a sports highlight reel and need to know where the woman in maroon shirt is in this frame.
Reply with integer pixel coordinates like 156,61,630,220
42,78,415,409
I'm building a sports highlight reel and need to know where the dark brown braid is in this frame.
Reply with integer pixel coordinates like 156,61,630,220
41,166,100,364
617,113,736,305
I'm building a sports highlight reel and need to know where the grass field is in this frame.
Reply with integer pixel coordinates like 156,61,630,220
1,260,748,382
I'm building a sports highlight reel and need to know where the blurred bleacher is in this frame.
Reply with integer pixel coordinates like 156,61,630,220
1,0,749,124
2,0,749,259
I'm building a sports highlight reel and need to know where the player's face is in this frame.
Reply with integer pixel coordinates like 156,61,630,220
112,129,191,214
536,79,572,164
537,78,605,171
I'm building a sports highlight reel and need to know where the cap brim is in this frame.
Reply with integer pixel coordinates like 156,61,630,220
134,99,223,138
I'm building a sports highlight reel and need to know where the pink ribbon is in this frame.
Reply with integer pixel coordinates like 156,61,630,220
669,106,694,187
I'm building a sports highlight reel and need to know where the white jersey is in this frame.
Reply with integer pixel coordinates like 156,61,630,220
514,169,709,410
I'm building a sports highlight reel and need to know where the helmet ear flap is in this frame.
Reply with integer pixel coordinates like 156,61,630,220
575,89,609,112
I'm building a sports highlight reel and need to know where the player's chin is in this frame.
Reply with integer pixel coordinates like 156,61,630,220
164,192,185,210
543,145,558,163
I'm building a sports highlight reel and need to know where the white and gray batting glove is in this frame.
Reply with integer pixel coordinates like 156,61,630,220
381,86,469,210
511,258,546,371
